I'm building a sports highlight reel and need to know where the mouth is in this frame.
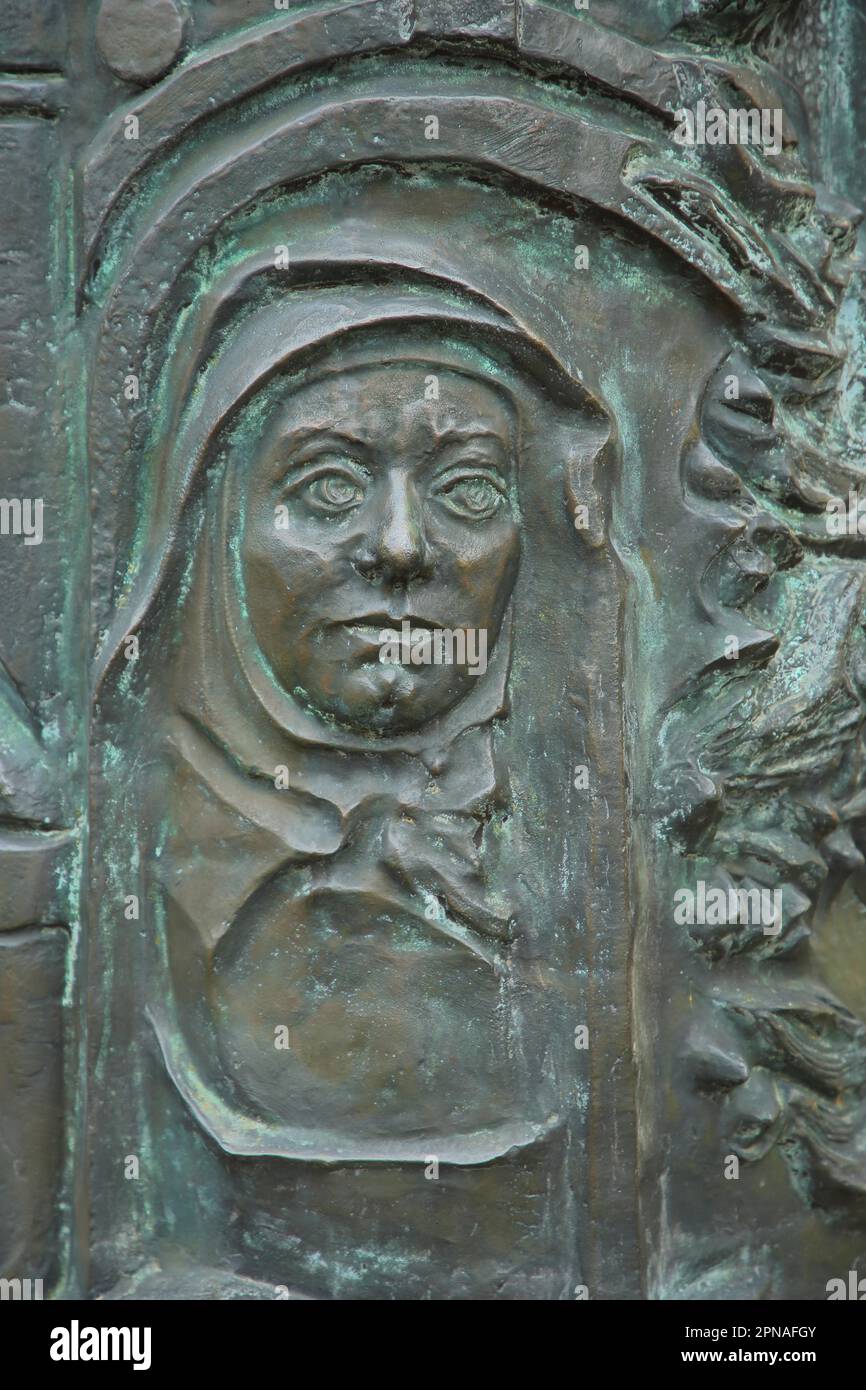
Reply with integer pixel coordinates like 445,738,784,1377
335,614,442,636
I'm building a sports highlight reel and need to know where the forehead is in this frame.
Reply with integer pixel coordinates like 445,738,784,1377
273,362,516,438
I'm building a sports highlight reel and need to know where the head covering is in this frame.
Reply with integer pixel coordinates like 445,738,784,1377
108,271,598,1162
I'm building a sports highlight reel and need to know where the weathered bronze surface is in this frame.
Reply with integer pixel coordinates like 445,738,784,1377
1,0,865,1300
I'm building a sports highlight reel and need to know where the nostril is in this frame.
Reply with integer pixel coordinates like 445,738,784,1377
352,551,383,582
355,535,430,584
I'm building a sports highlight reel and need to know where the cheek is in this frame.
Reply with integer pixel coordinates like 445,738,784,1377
242,524,322,635
245,506,338,598
457,525,520,601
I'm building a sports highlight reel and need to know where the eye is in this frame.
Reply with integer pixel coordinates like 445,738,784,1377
282,458,368,514
435,472,505,521
305,471,365,512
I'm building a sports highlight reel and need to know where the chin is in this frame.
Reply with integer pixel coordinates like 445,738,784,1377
303,667,471,736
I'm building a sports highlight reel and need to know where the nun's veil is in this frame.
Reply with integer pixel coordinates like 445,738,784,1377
95,265,609,732
88,240,611,1160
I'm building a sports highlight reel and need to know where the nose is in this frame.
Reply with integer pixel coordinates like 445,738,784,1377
352,473,431,584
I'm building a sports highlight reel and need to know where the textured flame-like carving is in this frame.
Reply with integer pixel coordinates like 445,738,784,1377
660,150,866,1213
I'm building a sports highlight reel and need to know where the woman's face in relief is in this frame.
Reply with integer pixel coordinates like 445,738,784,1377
241,360,521,733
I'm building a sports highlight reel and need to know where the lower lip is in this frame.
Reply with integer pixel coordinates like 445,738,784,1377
338,624,399,651
341,621,436,635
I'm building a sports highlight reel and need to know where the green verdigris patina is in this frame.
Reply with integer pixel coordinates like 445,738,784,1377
0,0,865,1300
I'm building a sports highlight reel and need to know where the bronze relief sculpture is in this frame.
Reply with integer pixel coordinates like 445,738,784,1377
1,0,865,1301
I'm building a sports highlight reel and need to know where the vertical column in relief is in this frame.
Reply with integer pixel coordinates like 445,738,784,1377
0,931,66,1290
0,0,76,1296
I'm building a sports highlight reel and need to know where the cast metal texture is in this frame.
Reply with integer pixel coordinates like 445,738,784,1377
1,0,865,1300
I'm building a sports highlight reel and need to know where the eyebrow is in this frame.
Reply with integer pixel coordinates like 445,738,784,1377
278,426,369,455
431,428,509,448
